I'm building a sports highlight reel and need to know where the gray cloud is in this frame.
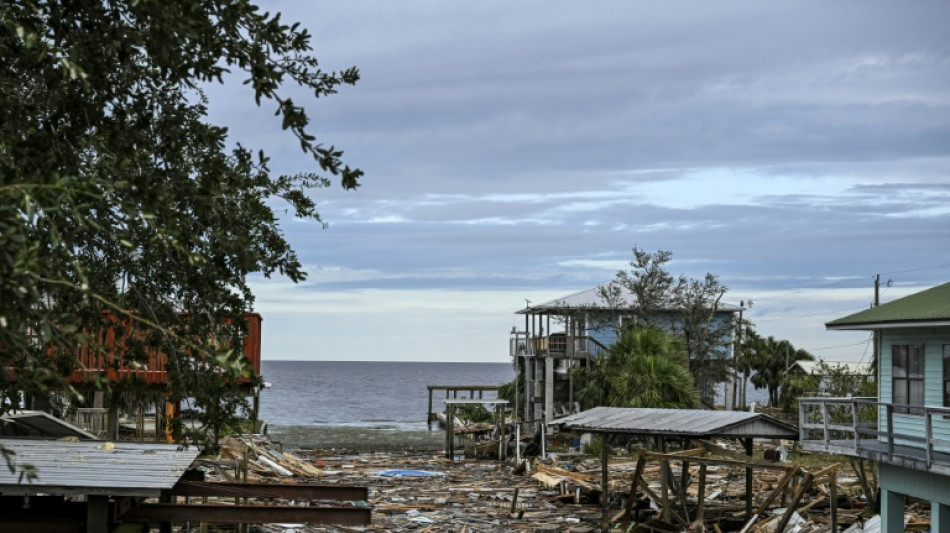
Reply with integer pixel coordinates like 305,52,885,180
208,1,950,360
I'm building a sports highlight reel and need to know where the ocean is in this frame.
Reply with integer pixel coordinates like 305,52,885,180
259,360,513,431
256,360,768,451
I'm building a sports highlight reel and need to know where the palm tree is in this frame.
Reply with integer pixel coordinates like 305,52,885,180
749,335,814,407
573,326,697,410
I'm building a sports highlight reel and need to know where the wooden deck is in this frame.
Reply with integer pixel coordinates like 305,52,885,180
12,313,262,390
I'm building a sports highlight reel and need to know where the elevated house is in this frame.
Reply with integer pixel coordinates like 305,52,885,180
8,312,263,440
798,282,950,532
511,286,741,425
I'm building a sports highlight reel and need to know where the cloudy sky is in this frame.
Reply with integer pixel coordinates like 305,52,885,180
207,1,950,364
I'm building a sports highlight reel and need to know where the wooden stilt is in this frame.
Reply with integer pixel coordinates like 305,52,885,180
600,433,611,533
695,463,707,532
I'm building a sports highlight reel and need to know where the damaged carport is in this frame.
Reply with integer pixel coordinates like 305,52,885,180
556,407,800,532
0,438,370,532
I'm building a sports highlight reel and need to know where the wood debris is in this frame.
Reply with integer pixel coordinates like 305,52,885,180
191,435,926,532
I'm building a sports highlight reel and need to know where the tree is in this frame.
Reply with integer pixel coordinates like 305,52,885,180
573,326,698,410
601,247,737,404
1,1,360,454
747,335,814,407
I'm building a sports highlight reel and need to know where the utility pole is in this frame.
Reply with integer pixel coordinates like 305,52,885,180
733,302,744,410
873,275,881,384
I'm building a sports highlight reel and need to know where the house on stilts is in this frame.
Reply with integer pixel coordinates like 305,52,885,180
510,285,741,426
798,281,950,532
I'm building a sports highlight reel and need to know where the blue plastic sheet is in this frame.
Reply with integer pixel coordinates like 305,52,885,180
376,469,446,477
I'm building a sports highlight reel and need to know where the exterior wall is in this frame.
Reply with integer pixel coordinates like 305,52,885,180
879,327,950,450
880,462,950,506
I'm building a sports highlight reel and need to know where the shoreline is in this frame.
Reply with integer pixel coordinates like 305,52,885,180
267,424,448,453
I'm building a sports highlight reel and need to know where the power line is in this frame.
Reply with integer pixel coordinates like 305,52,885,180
804,339,872,352
746,262,950,304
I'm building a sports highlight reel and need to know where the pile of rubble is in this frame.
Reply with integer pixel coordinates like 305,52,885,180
189,436,915,533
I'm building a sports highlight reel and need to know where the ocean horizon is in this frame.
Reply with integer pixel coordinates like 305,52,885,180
259,360,514,431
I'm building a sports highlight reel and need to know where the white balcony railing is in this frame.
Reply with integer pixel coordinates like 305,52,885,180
799,397,950,473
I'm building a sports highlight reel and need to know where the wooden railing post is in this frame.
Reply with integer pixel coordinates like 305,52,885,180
886,404,894,460
822,402,831,445
852,398,860,452
799,400,807,442
925,407,933,468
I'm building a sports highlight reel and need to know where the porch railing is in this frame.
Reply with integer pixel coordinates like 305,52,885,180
799,396,950,469
510,334,609,359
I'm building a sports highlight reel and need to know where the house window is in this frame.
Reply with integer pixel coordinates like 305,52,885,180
892,344,924,414
944,344,950,407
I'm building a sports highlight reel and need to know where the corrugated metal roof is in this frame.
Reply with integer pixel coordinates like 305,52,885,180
0,438,200,496
517,285,742,314
557,406,798,439
826,282,950,329
0,411,98,440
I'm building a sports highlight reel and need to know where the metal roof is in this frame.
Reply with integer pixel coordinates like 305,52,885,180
556,406,799,439
0,411,98,440
0,438,200,496
826,282,950,330
517,285,742,315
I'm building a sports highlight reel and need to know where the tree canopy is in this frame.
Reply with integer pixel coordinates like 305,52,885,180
1,1,360,451
573,326,698,410
743,329,814,408
600,247,737,403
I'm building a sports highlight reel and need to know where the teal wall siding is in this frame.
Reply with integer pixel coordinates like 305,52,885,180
880,462,950,506
879,327,950,451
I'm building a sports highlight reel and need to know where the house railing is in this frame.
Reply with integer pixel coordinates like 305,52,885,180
510,334,609,359
799,396,950,469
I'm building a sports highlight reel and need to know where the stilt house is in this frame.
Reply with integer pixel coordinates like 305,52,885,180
511,286,741,425
798,281,950,532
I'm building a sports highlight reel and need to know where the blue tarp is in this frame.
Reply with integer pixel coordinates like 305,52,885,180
376,469,446,477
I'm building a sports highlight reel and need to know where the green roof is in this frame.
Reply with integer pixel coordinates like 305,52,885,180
826,282,950,330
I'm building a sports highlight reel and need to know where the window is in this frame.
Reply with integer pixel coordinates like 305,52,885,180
892,344,924,414
944,344,950,407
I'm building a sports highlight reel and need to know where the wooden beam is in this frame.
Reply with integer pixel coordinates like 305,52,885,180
774,472,814,533
620,455,647,531
695,463,707,533
744,438,753,519
123,503,371,525
601,434,610,533
830,468,838,533
170,480,367,501
753,467,800,517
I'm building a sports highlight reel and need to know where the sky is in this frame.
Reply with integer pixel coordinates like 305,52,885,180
206,1,950,364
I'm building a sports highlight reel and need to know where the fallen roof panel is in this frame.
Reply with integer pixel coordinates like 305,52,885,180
0,438,200,497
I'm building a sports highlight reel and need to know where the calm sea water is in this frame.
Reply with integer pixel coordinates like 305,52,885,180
259,360,513,431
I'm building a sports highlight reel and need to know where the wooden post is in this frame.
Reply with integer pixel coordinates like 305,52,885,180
695,463,707,532
445,403,455,459
87,495,109,533
744,438,753,519
601,433,611,533
681,458,691,525
165,397,178,443
251,391,260,434
427,388,433,429
154,398,163,442
621,454,647,531
830,468,838,533
661,458,670,523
